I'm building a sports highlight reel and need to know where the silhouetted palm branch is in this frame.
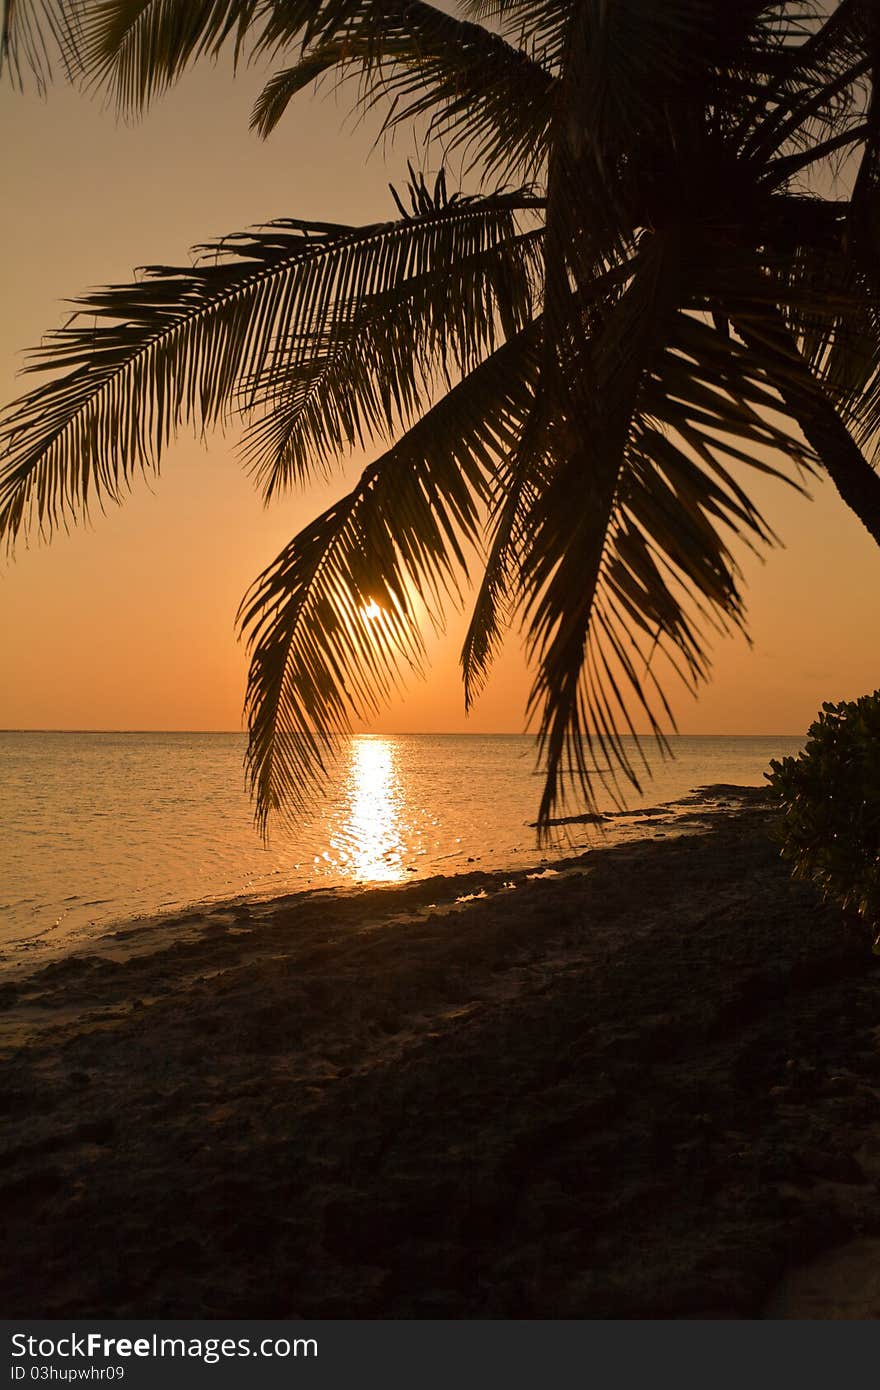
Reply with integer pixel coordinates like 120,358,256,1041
238,326,542,829
0,186,538,546
0,0,81,88
249,7,556,180
4,0,880,835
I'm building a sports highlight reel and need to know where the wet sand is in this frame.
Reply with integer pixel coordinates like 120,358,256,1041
2,787,879,1318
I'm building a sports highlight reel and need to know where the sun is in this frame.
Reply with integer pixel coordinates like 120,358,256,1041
360,599,385,623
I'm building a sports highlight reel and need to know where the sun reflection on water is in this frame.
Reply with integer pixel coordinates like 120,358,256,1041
340,736,406,883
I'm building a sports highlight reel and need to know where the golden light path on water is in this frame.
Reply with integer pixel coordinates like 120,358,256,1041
333,736,408,884
0,733,808,951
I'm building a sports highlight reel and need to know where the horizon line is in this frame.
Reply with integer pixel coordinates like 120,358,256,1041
0,727,804,738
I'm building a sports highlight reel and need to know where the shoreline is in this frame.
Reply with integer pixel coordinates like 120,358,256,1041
3,788,880,1318
0,781,745,977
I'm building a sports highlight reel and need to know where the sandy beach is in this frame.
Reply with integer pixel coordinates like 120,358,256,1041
2,787,879,1319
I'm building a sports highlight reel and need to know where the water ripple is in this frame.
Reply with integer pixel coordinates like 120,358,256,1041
0,731,800,954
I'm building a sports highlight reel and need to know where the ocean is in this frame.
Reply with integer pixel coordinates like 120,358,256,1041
0,731,803,957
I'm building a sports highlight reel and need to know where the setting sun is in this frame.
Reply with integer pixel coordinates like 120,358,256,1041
360,599,385,623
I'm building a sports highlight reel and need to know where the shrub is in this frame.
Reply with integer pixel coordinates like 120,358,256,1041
766,692,880,939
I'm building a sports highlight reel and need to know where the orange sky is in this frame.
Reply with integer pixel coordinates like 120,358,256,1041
1,55,878,737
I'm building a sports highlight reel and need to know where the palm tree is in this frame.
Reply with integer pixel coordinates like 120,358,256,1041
2,0,880,833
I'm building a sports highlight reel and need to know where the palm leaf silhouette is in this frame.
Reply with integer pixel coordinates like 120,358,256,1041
1,188,538,545
3,0,880,834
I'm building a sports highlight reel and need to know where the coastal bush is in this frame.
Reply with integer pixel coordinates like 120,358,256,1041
766,693,880,938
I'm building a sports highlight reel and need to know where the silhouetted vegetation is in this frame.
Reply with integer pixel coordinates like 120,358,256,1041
768,692,880,936
2,1,880,830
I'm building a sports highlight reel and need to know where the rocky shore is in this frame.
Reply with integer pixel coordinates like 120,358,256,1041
2,788,879,1318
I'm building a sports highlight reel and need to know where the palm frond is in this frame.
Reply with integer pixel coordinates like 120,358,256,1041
239,327,542,833
462,0,571,74
0,0,82,88
737,0,870,158
525,230,687,825
240,208,542,498
0,189,536,550
460,390,549,710
249,2,556,182
70,0,271,107
523,232,816,828
747,197,880,407
68,0,555,173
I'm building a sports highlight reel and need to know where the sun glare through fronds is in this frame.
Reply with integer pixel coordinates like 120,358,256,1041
360,599,385,624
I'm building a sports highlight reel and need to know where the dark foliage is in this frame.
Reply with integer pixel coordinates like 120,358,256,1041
767,692,880,934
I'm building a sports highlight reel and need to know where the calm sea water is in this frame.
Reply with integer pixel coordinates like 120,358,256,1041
0,731,803,956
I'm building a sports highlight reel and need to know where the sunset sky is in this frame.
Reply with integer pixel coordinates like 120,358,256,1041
2,53,878,738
